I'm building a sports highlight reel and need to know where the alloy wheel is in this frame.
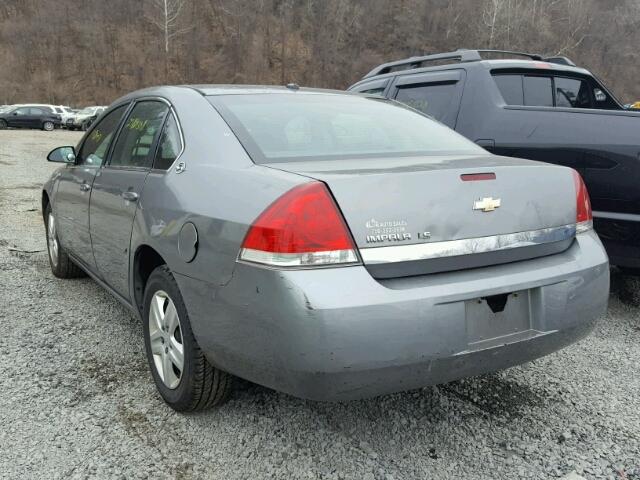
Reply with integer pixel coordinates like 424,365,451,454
43,121,54,131
47,212,58,267
148,290,184,389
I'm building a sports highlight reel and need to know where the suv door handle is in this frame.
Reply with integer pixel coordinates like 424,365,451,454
121,191,139,201
80,183,91,192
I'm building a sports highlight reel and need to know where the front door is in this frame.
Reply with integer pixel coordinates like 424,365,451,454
89,100,169,298
54,105,129,269
8,107,31,128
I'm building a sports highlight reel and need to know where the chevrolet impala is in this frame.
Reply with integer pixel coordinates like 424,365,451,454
42,85,609,411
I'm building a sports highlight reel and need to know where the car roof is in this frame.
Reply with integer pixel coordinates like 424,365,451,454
352,49,594,88
186,84,350,96
115,84,356,102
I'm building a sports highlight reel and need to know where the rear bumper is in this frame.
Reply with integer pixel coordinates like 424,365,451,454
177,230,609,401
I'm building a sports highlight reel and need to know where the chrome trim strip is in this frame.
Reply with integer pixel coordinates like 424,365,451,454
593,210,640,222
360,224,577,264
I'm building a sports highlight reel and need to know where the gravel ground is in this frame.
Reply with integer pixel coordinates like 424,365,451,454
0,130,639,480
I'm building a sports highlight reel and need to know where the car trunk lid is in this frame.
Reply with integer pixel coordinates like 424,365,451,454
263,154,577,278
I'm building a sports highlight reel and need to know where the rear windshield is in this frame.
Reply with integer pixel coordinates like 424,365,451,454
208,93,483,163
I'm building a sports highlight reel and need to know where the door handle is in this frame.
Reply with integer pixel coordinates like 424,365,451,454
121,191,139,201
80,183,91,192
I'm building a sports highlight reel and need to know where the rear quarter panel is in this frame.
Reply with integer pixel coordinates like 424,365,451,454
128,88,308,308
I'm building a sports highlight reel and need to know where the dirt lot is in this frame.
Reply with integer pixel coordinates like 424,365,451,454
0,130,639,480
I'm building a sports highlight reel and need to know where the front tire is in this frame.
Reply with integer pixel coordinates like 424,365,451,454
42,121,54,131
0,119,7,130
143,265,233,411
45,204,85,278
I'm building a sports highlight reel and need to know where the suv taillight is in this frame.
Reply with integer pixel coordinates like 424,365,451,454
573,170,593,233
239,182,359,267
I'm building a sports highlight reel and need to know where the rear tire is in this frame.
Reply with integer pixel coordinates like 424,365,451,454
143,265,233,411
45,204,85,278
42,121,54,131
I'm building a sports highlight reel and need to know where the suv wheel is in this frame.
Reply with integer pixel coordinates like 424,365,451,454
143,265,233,411
42,121,54,131
45,204,85,278
0,119,7,129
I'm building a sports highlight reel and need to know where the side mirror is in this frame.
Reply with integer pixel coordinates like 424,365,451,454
47,146,76,164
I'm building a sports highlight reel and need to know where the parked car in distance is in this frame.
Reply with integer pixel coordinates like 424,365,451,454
66,106,106,130
53,105,76,125
349,49,640,273
42,85,609,411
0,104,61,131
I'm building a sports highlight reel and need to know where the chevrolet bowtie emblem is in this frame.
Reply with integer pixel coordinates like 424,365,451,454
473,197,501,212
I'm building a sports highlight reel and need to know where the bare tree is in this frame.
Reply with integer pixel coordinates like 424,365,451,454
2,0,640,106
148,0,190,53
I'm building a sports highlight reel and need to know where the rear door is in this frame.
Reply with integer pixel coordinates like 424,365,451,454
390,69,466,128
29,107,48,128
89,100,169,299
54,105,129,269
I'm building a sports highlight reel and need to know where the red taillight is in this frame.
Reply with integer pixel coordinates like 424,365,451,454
239,182,359,267
573,170,593,233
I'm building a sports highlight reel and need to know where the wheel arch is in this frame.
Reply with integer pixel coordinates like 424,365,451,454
41,190,50,222
133,244,167,314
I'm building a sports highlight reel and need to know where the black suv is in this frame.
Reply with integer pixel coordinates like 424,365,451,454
349,49,640,272
0,105,61,131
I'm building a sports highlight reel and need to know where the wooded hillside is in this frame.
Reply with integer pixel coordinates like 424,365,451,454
1,0,639,106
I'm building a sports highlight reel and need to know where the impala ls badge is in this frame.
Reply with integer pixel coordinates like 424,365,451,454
473,197,501,212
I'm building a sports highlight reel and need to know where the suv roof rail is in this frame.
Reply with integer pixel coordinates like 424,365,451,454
363,49,576,78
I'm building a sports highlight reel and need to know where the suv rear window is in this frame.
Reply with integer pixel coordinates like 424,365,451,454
493,75,523,105
523,76,553,107
209,93,484,163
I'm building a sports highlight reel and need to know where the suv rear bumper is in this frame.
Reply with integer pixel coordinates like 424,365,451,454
177,230,609,401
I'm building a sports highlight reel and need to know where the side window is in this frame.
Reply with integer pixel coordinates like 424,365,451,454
110,101,169,169
554,77,591,108
352,80,388,97
494,75,523,105
153,113,182,170
77,105,128,167
395,82,459,121
523,76,553,107
361,87,385,96
15,107,29,115
30,108,45,115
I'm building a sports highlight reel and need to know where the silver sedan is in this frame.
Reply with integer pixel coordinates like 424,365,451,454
42,86,609,411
